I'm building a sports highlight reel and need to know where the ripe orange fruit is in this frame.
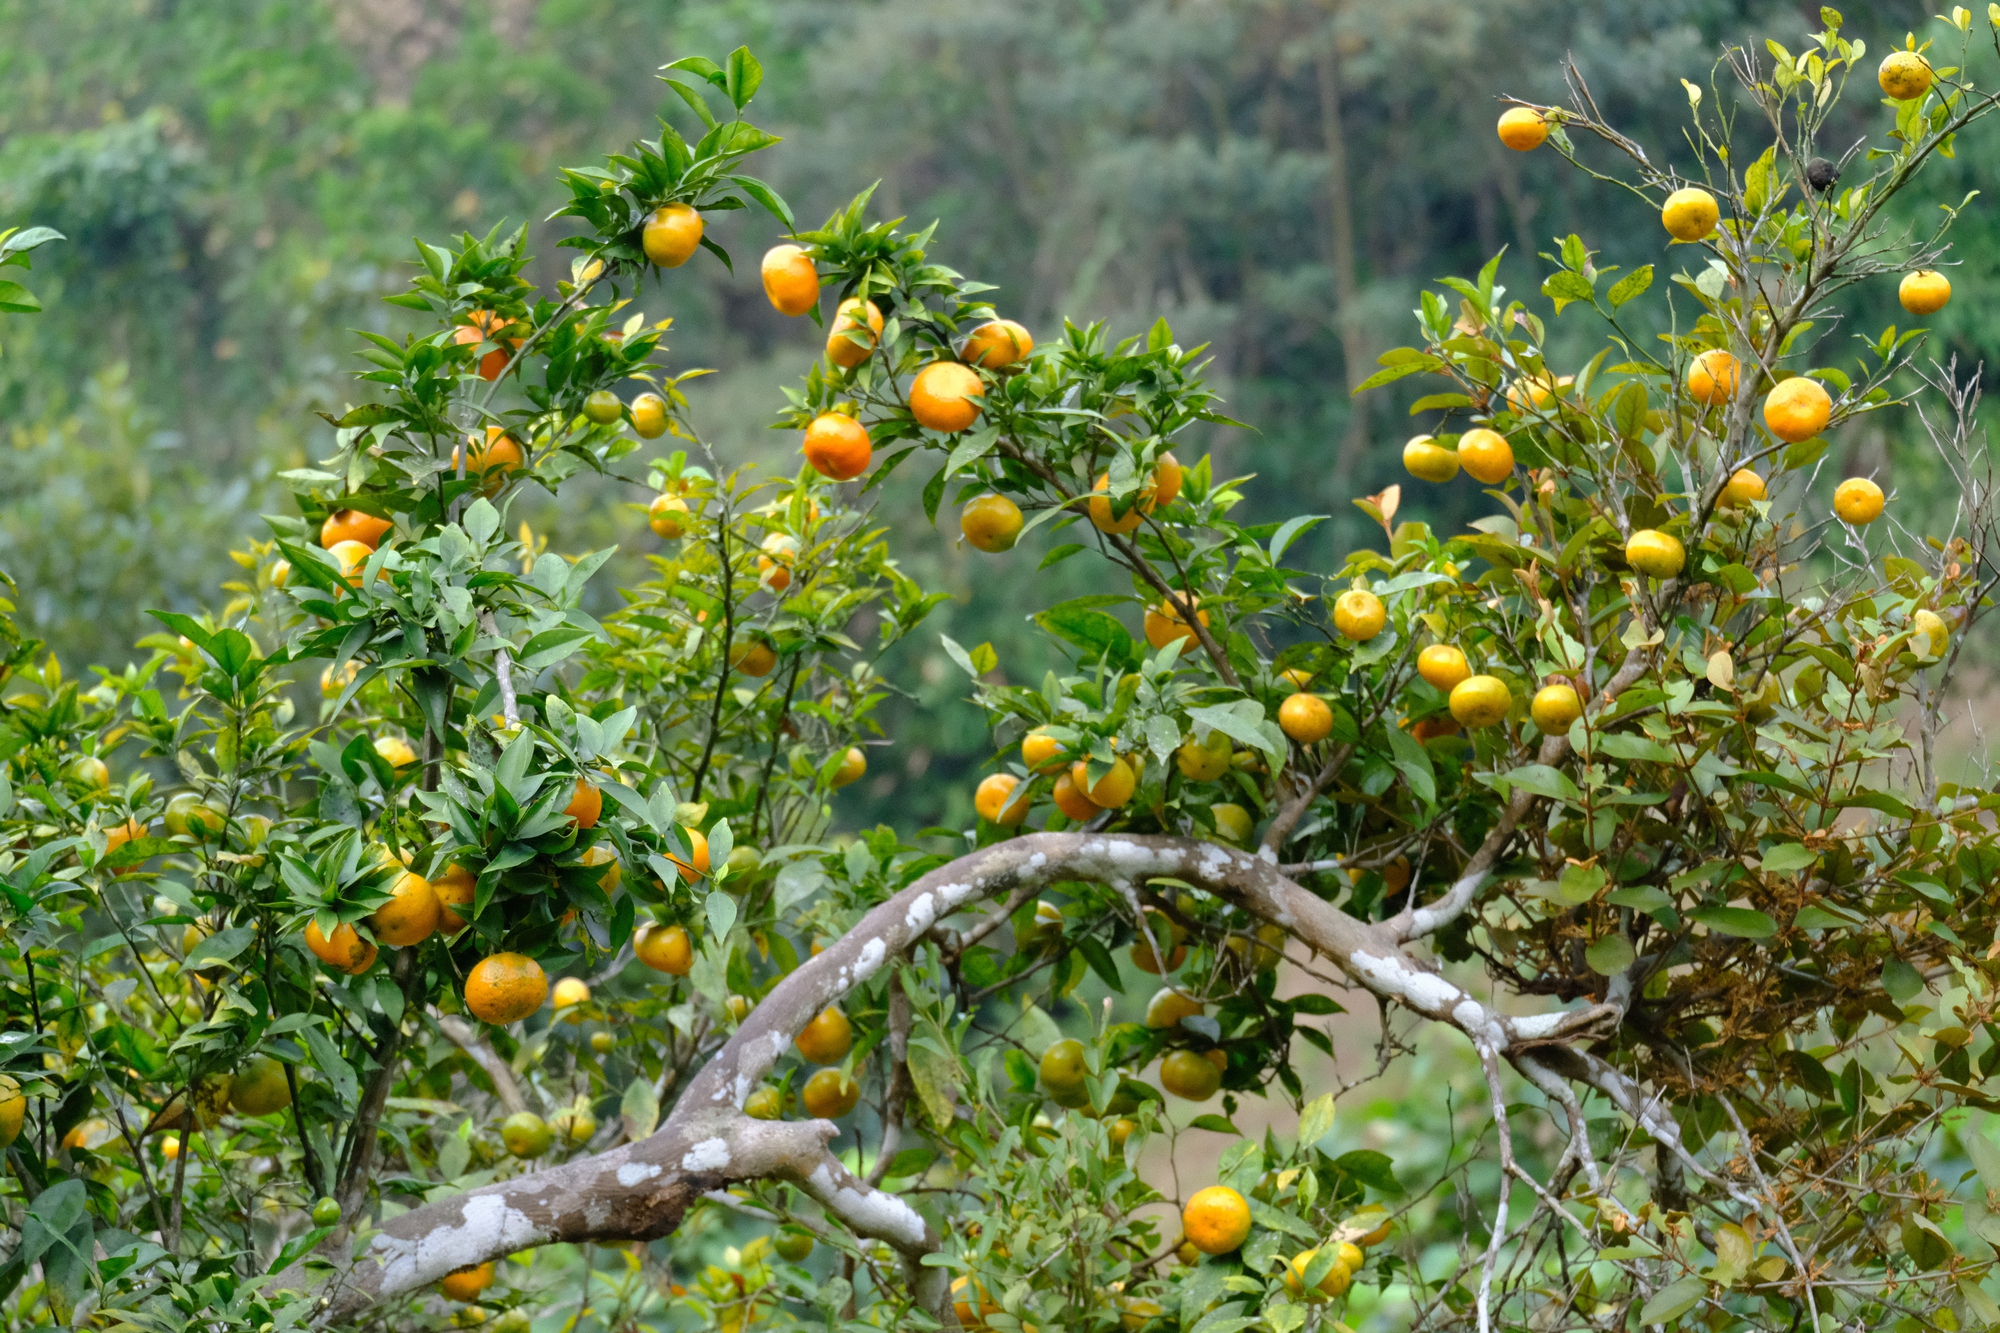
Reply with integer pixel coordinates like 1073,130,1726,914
1071,757,1136,808
1661,187,1720,242
635,923,694,975
803,413,872,481
1403,435,1460,482
453,427,526,493
1183,1185,1252,1254
761,244,820,316
1763,377,1831,442
321,509,392,551
1879,50,1933,100
1146,987,1204,1030
1900,269,1951,315
1913,608,1950,657
961,493,1024,552
1286,1248,1353,1300
668,827,710,882
801,1068,860,1119
758,532,800,591
744,1087,782,1120
464,952,548,1025
643,203,703,268
581,843,620,892
796,1006,853,1064
453,311,522,381
327,540,373,588
1531,684,1583,733
728,639,777,677
826,298,884,369
1456,429,1515,484
1505,372,1570,414
1176,729,1232,781
831,746,867,789
1052,770,1102,822
649,494,690,538
374,736,417,769
0,1075,23,1148
1088,456,1181,534
1144,595,1208,650
370,870,440,947
440,1263,494,1302
1131,909,1186,975
975,773,1030,825
953,1276,1001,1331
1625,529,1685,578
432,863,475,933
1496,106,1550,151
1834,476,1885,524
1417,644,1471,691
1333,589,1385,641
1022,729,1069,772
1449,675,1513,729
1719,469,1766,508
565,780,602,829
229,1056,292,1116
551,977,590,1024
1159,1049,1221,1100
103,817,146,865
305,919,377,975
909,362,985,433
964,318,1034,369
1278,693,1333,744
1687,349,1740,406
631,393,669,439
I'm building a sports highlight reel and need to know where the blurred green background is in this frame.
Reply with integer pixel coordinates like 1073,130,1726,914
0,0,1977,828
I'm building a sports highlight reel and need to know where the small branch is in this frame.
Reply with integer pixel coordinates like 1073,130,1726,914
866,973,913,1188
479,610,519,728
439,1015,531,1116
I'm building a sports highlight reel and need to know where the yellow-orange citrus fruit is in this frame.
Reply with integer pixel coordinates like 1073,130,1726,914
1278,693,1333,744
1900,269,1951,315
501,1111,552,1159
975,773,1030,825
1449,675,1513,728
910,361,984,432
1131,910,1186,975
744,1087,782,1120
630,393,669,439
1052,770,1100,822
583,389,624,425
327,540,373,588
374,735,417,769
1023,729,1068,773
229,1056,293,1116
825,298,884,369
1403,435,1461,482
305,919,377,975
664,826,709,883
635,923,694,975
1417,644,1471,691
831,746,867,789
803,413,872,481
1531,684,1584,733
802,1068,860,1119
1071,757,1136,808
1879,50,1933,100
565,780,602,829
1183,1186,1253,1255
1457,429,1515,484
964,318,1034,369
954,1276,1001,1331
1333,589,1386,642
1176,729,1232,781
1505,372,1569,414
370,870,440,947
1152,451,1184,507
761,244,819,316
1497,106,1549,150
1661,187,1720,242
432,863,475,933
1146,987,1204,1030
728,639,777,677
453,310,523,381
1912,608,1950,657
71,755,110,789
1625,529,1685,578
1834,476,1884,524
1763,376,1831,442
0,1075,23,1148
551,977,590,1016
1687,349,1740,406
1720,469,1766,508
321,509,392,551
452,427,526,491
649,494,690,538
960,493,1024,552
1280,667,1314,690
1286,1248,1354,1301
1210,801,1253,844
1145,595,1208,650
440,1264,494,1302
464,952,548,1025
796,1006,853,1064
1039,1037,1090,1108
1159,1049,1222,1100
643,203,703,267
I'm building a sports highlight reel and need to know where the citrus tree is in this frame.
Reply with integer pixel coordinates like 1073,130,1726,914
10,12,2000,1333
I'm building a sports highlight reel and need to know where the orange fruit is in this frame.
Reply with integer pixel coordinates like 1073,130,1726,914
1456,429,1514,484
1449,675,1513,729
0,1076,20,1148
1686,349,1739,406
1496,106,1549,151
433,863,475,933
728,639,777,677
631,393,669,439
1531,684,1583,733
801,1067,860,1119
1661,187,1720,242
1051,770,1102,822
796,1006,853,1064
1278,693,1333,744
452,427,526,494
668,827,710,882
453,310,523,381
370,870,440,947
1417,644,1471,691
1183,1185,1252,1255
635,923,694,975
1146,987,1204,1030
579,843,620,892
1624,529,1685,578
1913,608,1950,657
1131,910,1186,975
1070,757,1136,808
305,919,377,975
1834,477,1884,524
229,1056,293,1116
831,746,867,789
374,736,417,769
1176,729,1232,781
643,202,703,268
1505,372,1569,414
744,1087,782,1120
1403,435,1460,482
327,540,374,588
1900,269,1951,315
583,390,624,425
1159,1049,1221,1100
551,977,590,1021
910,362,985,433
1763,377,1831,442
825,298,884,369
964,318,1034,368
464,952,548,1025
1285,1248,1353,1300
1152,451,1184,507
1719,469,1766,508
1333,589,1385,641
1409,716,1458,741
1088,456,1181,535
649,494,690,538
975,773,1030,825
1144,595,1208,650
103,817,146,864
320,509,392,551
803,413,872,481
961,493,1024,552
761,244,820,316
1022,729,1069,773
954,1277,1001,1331
440,1263,495,1302
1879,50,1933,100
565,780,602,829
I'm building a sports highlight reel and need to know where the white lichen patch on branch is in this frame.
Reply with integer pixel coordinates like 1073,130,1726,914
365,1193,548,1295
903,892,937,933
681,1138,732,1172
805,1161,928,1247
618,1161,666,1186
854,936,888,981
1348,949,1465,1016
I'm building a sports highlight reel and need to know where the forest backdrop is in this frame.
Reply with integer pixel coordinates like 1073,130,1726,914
0,0,1978,829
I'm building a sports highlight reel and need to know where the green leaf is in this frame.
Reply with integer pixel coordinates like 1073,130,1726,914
183,926,255,972
1688,906,1777,939
1540,270,1595,313
1585,934,1636,975
1333,1149,1401,1194
1639,1276,1708,1326
0,281,40,313
1882,957,1926,1003
1351,358,1441,394
1297,1093,1336,1149
723,46,763,110
1033,603,1137,670
1190,1114,1241,1134
1607,265,1654,308
1760,842,1818,874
